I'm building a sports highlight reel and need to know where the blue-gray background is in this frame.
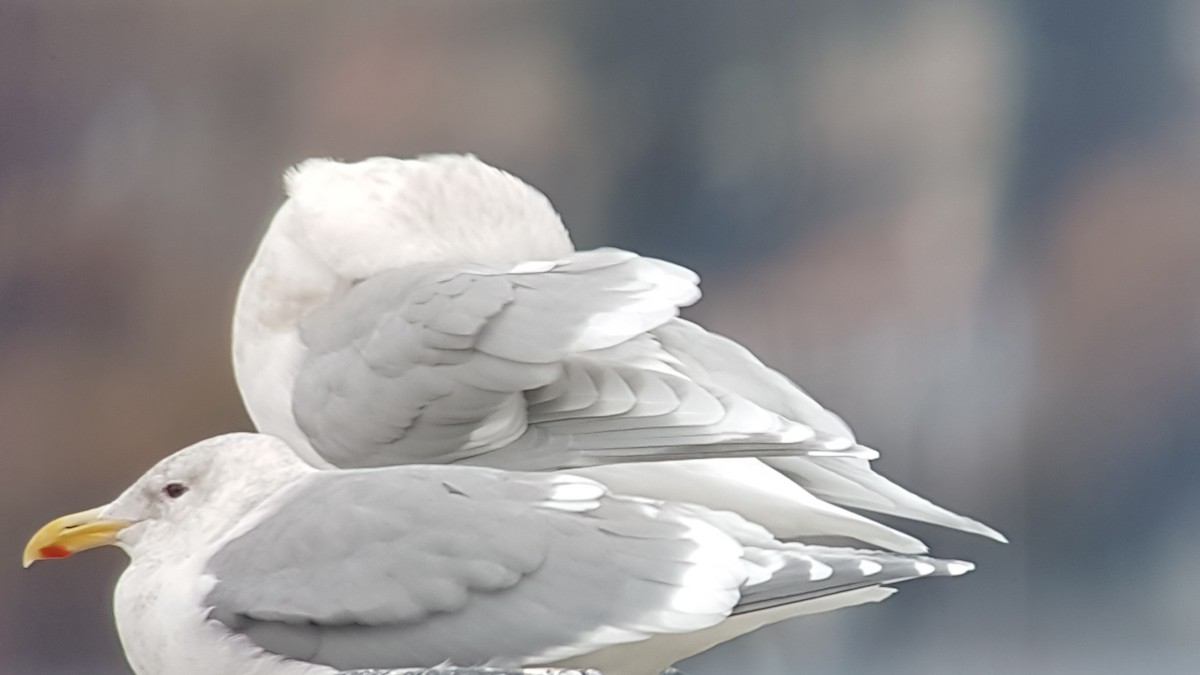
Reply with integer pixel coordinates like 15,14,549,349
3,2,1198,673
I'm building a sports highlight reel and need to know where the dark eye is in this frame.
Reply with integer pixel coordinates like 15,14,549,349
162,482,188,499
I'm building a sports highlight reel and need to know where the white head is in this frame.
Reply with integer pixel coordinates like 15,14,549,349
24,433,312,566
277,154,573,277
236,155,575,328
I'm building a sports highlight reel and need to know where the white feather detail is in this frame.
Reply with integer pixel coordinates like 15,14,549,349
858,560,884,576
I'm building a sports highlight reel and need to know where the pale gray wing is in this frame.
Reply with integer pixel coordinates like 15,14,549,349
204,467,748,671
519,332,863,464
651,320,857,440
769,455,1007,541
658,504,975,616
294,247,696,467
733,544,974,614
293,248,865,471
653,319,1007,542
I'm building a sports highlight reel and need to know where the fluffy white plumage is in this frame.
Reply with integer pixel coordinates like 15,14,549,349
233,154,1003,554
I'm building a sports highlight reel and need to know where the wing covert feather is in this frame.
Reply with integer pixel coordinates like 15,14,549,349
292,249,699,467
204,467,746,670
293,249,873,470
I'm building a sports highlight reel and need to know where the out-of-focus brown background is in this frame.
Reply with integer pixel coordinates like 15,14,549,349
3,2,1199,673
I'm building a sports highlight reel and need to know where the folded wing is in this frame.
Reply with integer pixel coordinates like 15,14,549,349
293,248,865,470
204,466,973,671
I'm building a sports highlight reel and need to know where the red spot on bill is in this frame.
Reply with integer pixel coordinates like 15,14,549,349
39,545,71,559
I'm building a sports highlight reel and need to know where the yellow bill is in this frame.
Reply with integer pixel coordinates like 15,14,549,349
23,507,130,568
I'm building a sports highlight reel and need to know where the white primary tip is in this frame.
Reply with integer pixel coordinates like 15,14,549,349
945,561,975,576
808,559,833,581
858,560,883,576
822,436,855,451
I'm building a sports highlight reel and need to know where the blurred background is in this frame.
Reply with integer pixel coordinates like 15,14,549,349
2,1,1199,673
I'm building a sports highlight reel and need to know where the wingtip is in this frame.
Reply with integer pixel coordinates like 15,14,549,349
912,556,975,579
944,560,975,576
958,516,1009,544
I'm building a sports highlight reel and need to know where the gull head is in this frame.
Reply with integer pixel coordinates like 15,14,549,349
232,154,578,374
273,154,574,279
24,433,310,567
